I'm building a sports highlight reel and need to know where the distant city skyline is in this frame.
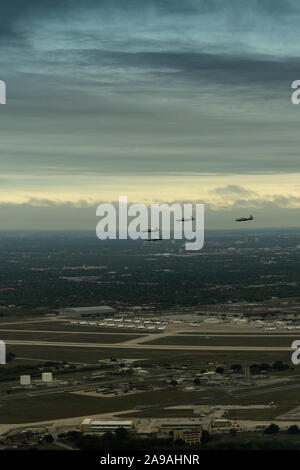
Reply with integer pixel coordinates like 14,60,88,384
1,1,300,229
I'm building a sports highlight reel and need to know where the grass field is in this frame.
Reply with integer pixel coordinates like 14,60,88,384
120,408,196,418
210,382,300,408
5,344,292,366
0,389,222,423
5,343,292,365
0,331,144,343
143,335,294,347
1,379,299,424
1,358,43,368
0,321,145,333
226,406,292,421
178,331,300,335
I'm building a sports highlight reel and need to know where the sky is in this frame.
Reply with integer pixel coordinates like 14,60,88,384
1,0,300,229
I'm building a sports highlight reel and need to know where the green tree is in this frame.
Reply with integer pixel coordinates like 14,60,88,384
201,430,211,444
231,364,242,373
259,363,271,372
5,352,16,362
170,379,178,389
273,361,288,371
287,425,300,435
115,427,128,440
174,438,185,447
250,364,260,375
264,424,280,435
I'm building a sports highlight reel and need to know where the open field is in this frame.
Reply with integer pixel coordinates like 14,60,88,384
226,407,292,421
178,331,300,336
1,358,42,368
1,378,300,424
0,389,222,424
6,344,291,364
143,335,295,347
211,382,300,408
119,409,196,418
0,331,145,343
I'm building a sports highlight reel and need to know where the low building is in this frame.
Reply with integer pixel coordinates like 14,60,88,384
173,428,202,445
212,419,232,429
59,306,115,318
80,419,133,433
158,419,203,433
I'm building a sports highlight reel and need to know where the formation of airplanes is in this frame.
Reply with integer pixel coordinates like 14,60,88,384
143,217,196,241
142,214,254,241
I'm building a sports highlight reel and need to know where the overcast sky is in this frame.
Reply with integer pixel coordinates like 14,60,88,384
1,0,300,229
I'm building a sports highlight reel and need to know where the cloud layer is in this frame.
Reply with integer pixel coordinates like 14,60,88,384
1,1,300,227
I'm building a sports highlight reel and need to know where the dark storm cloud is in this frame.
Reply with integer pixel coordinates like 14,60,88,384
1,0,299,46
73,49,300,88
2,0,300,86
2,0,300,100
2,0,300,212
0,0,67,42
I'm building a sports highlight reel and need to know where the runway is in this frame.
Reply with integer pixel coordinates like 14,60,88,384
4,340,293,351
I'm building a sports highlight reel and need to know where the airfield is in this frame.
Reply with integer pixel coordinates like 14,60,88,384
1,314,300,435
0,316,298,354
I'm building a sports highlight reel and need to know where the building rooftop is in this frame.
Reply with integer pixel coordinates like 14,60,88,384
82,419,132,426
63,306,115,313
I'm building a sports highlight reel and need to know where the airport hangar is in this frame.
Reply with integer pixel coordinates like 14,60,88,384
59,306,115,318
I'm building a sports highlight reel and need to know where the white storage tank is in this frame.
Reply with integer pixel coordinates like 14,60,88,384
42,372,53,382
20,375,31,385
0,340,5,364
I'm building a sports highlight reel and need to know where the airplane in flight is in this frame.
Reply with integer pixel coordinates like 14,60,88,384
144,237,164,242
235,214,254,222
142,228,159,233
176,216,195,222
